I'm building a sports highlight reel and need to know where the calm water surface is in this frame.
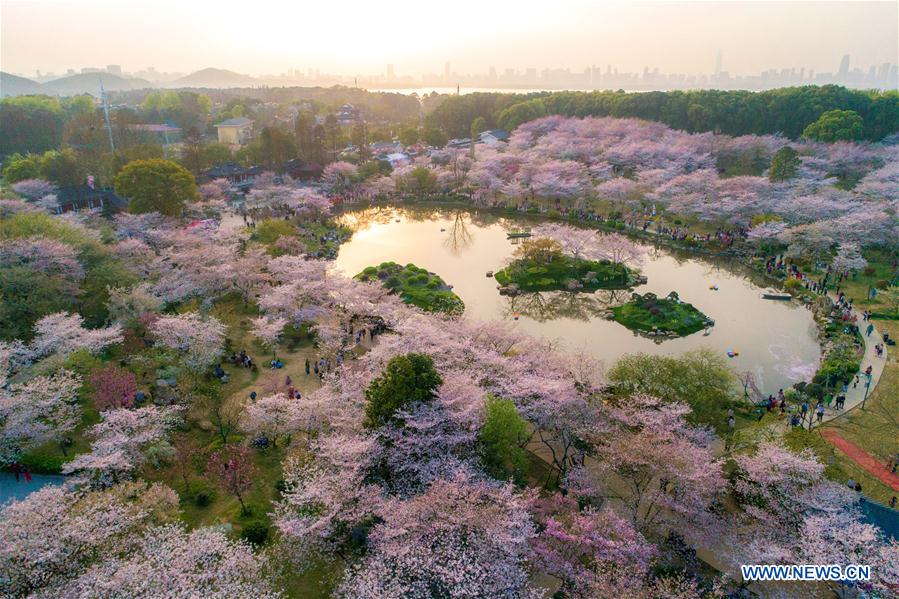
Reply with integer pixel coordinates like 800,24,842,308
333,207,821,393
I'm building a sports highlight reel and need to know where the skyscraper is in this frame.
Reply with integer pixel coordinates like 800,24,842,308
714,49,722,76
386,64,394,80
838,54,850,77
444,61,451,82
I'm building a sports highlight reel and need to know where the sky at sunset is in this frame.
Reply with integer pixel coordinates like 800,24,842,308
1,0,897,77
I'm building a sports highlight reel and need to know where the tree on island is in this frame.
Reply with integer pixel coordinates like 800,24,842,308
114,159,197,216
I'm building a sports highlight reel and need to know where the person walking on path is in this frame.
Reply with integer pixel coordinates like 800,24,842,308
816,403,825,423
866,323,874,337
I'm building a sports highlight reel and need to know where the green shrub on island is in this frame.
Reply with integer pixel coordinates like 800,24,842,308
356,262,465,315
494,256,632,291
612,291,713,336
493,238,635,292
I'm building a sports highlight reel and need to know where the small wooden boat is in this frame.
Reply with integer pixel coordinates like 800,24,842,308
506,229,531,239
486,271,494,277
761,293,792,301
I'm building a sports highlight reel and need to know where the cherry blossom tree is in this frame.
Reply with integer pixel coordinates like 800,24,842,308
596,232,647,267
0,481,279,598
105,284,164,324
241,393,308,439
533,223,603,263
321,161,358,196
56,524,281,598
0,481,179,597
29,312,123,361
726,442,897,596
530,494,657,598
275,435,384,559
251,315,288,358
62,406,183,486
207,444,257,513
0,237,84,280
832,242,868,273
568,395,725,539
198,178,231,201
11,178,57,200
338,474,536,598
0,369,82,462
151,312,226,371
88,365,138,411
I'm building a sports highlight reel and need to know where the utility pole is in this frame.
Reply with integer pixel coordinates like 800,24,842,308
100,79,116,153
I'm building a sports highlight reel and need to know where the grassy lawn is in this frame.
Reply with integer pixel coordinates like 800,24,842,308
611,291,713,336
356,261,464,315
494,255,633,292
816,319,898,504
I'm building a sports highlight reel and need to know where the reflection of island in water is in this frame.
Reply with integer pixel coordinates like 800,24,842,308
503,289,629,323
503,288,710,344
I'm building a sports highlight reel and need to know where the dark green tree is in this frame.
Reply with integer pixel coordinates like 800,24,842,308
479,395,530,484
259,126,298,170
470,116,488,137
2,153,42,183
363,353,442,428
421,127,448,148
801,109,865,142
39,149,83,186
114,158,197,216
769,146,800,182
399,127,420,147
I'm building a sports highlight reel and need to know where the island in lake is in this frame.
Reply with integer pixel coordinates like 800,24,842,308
494,254,640,293
612,291,714,337
356,261,465,315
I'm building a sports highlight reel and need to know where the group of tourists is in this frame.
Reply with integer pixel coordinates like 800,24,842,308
229,350,257,372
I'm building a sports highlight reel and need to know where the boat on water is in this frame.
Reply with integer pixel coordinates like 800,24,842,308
507,229,532,239
761,293,792,301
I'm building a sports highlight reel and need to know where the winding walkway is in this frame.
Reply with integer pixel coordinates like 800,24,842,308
819,293,887,424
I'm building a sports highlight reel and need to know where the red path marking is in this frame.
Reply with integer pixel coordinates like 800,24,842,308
820,429,899,492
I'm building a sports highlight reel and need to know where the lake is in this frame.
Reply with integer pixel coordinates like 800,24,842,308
333,206,821,394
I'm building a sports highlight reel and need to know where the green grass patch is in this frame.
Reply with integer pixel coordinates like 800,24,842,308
355,261,464,315
612,291,713,336
493,255,634,292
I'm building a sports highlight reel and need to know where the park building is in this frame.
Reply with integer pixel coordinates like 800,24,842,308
215,117,255,146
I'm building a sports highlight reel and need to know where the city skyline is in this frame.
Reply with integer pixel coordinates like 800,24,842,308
11,52,897,93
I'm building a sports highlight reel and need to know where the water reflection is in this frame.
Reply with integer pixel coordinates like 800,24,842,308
504,291,611,323
333,206,821,393
443,212,474,255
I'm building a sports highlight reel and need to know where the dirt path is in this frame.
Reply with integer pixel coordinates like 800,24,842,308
819,429,899,492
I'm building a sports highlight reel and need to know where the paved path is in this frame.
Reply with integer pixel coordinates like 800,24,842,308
819,429,899,492
819,293,887,424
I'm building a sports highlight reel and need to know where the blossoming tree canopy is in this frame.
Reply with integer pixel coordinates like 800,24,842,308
151,311,226,370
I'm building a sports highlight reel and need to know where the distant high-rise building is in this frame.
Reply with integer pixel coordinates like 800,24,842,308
444,61,451,82
715,49,722,75
838,54,850,77
386,64,394,79
106,64,122,75
489,66,497,80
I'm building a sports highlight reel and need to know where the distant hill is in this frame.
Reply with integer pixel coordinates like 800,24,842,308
172,68,258,88
41,73,153,96
0,72,45,96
